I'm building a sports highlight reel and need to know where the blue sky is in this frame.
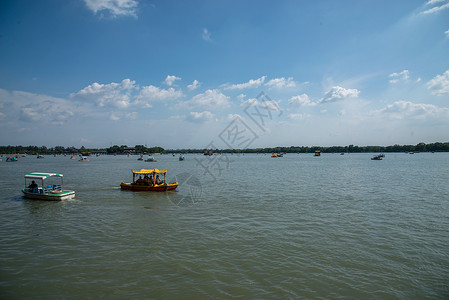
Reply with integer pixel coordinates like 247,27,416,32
0,0,448,149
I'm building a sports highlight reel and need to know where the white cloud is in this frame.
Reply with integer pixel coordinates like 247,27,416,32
389,70,410,84
422,2,449,14
109,111,138,121
265,77,296,89
240,98,258,107
227,113,242,120
187,111,215,122
0,89,77,125
427,69,449,95
288,113,310,120
70,78,136,109
426,0,446,5
288,94,316,107
180,89,230,110
320,86,360,103
224,76,266,90
84,0,138,18
445,29,449,37
109,113,120,121
135,85,183,107
374,100,449,120
202,28,212,42
164,75,181,86
187,80,200,91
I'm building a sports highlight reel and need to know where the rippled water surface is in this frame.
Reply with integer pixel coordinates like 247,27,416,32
1,153,448,299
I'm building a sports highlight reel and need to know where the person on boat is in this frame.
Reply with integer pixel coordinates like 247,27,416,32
136,176,144,185
155,175,162,185
144,174,151,185
28,180,38,191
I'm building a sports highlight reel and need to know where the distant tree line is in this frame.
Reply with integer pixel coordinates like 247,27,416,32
0,144,165,155
1,142,448,155
170,142,449,153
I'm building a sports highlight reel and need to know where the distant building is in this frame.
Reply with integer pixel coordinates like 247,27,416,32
123,147,135,154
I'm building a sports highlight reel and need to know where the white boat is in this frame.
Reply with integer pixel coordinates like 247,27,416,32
22,172,75,200
145,156,157,162
79,156,89,162
179,155,185,161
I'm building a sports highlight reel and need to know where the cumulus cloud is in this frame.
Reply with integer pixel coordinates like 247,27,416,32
374,100,449,120
164,75,181,86
187,80,200,91
265,77,296,89
0,89,77,125
70,78,136,109
84,0,138,18
135,85,183,107
320,86,360,103
180,89,230,110
288,113,310,120
445,29,449,37
202,28,212,42
288,94,316,107
187,111,215,122
224,76,266,90
427,69,449,95
389,70,410,83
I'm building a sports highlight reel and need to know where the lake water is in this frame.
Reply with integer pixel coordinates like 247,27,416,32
0,153,448,299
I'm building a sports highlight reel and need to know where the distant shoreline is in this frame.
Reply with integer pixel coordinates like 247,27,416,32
1,142,448,155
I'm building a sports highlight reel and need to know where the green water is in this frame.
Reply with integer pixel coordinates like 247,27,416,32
0,153,448,299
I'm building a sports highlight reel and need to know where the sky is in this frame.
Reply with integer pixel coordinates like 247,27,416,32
0,0,448,149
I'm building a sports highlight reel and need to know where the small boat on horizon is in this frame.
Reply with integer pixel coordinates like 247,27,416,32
145,156,157,162
371,154,383,160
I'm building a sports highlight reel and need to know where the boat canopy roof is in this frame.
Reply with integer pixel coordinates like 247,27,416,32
25,172,63,180
132,169,167,174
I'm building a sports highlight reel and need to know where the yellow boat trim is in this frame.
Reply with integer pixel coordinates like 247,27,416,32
132,168,167,174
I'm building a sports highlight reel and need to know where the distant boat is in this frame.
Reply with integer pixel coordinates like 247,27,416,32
145,156,157,162
137,155,144,161
371,154,382,160
314,150,321,157
340,152,345,155
6,156,18,162
37,154,44,159
179,155,185,161
79,156,89,162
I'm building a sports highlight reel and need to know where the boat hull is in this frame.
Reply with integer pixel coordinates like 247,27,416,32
22,189,75,201
120,182,178,192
